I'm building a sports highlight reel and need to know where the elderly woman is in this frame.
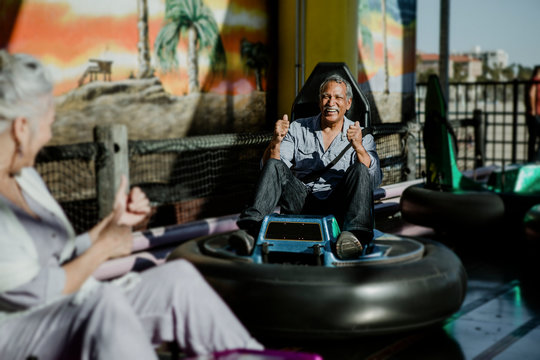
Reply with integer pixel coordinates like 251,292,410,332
0,52,262,359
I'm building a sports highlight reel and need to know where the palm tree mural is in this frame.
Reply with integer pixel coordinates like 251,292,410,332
154,0,226,93
240,38,268,91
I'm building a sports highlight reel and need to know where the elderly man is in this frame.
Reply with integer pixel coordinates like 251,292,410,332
232,74,382,259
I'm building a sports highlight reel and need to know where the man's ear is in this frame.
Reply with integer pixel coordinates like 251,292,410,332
11,116,30,144
346,97,352,111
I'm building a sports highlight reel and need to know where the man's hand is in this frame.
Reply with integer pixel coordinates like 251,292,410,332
273,114,290,144
263,115,289,163
347,121,371,168
347,121,363,150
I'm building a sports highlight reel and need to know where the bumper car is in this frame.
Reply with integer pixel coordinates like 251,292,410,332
168,65,466,339
167,213,467,338
400,75,540,236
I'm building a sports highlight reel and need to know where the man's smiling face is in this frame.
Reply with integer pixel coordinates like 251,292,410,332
319,81,352,125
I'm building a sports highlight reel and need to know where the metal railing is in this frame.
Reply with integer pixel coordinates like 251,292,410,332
415,80,536,177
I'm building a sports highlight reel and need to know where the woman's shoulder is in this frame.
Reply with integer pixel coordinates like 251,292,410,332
17,167,48,192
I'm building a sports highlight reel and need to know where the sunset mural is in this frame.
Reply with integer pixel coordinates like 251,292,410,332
7,0,270,96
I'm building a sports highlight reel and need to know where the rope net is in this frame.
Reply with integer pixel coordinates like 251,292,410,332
36,127,409,233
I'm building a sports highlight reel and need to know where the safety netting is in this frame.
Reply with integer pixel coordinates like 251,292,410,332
36,126,409,233
35,143,104,234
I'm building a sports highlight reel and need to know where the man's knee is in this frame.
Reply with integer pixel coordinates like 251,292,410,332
264,158,288,173
347,161,369,179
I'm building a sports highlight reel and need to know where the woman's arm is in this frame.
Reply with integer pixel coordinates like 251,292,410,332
62,176,150,294
62,215,132,294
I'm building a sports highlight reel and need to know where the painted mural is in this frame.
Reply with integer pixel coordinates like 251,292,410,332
357,0,416,123
6,0,272,145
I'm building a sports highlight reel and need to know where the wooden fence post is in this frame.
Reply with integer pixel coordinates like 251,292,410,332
94,124,129,219
406,121,418,180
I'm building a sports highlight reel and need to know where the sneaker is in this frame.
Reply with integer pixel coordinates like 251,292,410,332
336,231,363,259
229,230,255,256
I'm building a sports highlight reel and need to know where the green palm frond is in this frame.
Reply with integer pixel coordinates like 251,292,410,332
155,21,183,71
155,0,226,75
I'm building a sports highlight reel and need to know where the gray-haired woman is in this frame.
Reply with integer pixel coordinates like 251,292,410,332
0,51,262,359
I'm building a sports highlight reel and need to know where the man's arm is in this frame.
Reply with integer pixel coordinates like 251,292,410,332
347,121,382,189
262,114,290,165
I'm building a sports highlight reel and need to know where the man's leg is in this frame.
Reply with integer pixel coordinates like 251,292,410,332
238,158,308,235
329,162,374,258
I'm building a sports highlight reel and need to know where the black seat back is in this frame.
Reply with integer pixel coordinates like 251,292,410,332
291,62,371,129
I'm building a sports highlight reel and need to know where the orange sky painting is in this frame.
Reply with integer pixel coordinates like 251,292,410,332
8,0,270,96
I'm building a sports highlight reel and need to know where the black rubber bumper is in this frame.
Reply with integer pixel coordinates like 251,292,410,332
400,185,505,231
167,234,467,339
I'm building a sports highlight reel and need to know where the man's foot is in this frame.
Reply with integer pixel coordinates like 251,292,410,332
229,230,255,256
336,231,363,259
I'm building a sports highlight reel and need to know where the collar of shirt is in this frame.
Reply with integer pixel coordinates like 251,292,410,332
312,114,353,153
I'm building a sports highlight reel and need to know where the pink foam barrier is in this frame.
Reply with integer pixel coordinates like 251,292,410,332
94,214,240,280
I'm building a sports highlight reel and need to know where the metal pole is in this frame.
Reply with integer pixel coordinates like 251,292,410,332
473,109,485,168
439,0,450,101
300,0,306,88
512,79,518,163
294,0,306,96
295,0,300,96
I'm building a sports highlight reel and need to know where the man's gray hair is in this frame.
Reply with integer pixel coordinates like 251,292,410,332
0,51,54,133
319,74,353,101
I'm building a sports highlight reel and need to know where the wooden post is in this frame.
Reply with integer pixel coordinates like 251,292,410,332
94,124,129,219
406,121,418,181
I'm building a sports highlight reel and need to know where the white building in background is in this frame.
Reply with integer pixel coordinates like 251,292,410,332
416,52,482,81
468,46,509,69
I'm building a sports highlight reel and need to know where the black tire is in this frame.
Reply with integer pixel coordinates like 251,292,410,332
400,185,505,231
167,232,467,339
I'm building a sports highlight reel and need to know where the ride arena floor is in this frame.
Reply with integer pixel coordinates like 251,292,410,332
158,215,540,360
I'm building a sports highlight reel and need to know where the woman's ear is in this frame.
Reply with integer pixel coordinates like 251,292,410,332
11,116,30,144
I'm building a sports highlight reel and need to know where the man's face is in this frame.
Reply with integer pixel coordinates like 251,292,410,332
319,81,352,125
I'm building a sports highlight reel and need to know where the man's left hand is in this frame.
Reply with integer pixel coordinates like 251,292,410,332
347,121,363,151
347,121,371,168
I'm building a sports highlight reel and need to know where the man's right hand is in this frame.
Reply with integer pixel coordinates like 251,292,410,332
263,114,290,163
273,114,289,144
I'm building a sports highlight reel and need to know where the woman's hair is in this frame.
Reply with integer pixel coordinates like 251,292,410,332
0,51,53,133
319,74,353,101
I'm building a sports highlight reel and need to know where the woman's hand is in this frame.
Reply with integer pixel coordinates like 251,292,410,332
95,216,133,259
113,175,151,227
